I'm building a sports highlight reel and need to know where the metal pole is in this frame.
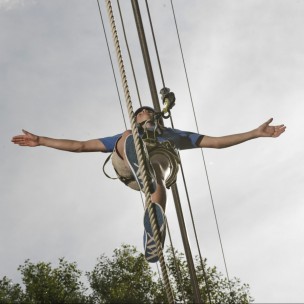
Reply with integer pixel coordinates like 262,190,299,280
131,1,203,302
131,0,161,114
171,184,203,303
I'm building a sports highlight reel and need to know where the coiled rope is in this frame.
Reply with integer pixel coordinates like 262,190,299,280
104,1,175,302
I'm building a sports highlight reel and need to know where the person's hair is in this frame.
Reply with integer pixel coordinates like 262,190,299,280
134,106,155,117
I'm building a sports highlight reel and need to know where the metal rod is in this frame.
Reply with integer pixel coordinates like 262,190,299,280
131,1,202,302
171,184,203,303
131,0,161,113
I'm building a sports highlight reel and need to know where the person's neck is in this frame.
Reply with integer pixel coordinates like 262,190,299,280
137,119,154,129
144,120,155,129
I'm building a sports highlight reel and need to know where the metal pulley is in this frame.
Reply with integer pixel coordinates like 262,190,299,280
160,87,176,119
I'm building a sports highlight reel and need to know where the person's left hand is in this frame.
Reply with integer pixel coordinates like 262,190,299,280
256,118,286,138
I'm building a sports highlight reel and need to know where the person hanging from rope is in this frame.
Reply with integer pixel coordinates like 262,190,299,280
11,107,286,262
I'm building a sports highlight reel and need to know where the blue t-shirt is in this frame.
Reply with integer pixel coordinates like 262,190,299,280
100,127,204,152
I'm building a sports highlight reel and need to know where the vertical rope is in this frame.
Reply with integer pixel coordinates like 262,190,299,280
104,1,174,302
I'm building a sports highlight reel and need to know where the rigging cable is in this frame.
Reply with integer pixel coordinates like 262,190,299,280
145,0,212,302
169,0,232,289
116,0,142,107
104,0,175,302
96,0,128,130
132,0,201,301
144,0,166,88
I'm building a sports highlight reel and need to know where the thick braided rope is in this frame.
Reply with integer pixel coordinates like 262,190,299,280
104,1,174,303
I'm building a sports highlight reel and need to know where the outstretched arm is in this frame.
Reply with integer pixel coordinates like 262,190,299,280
198,118,286,149
11,130,107,152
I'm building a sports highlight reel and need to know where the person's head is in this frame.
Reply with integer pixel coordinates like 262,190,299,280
134,106,155,124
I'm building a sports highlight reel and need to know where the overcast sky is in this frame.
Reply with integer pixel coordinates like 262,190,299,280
1,0,303,302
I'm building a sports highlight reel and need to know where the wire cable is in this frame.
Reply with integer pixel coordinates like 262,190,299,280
116,0,143,107
96,0,128,130
145,1,212,302
144,0,166,88
169,0,232,289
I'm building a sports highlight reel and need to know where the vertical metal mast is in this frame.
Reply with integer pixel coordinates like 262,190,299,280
131,1,202,303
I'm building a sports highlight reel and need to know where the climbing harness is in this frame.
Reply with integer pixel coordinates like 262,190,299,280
102,152,139,188
103,117,181,190
103,91,179,190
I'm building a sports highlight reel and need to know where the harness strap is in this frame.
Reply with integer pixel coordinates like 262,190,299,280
102,152,117,180
102,151,137,187
102,132,180,189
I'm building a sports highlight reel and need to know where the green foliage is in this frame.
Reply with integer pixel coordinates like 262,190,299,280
3,258,91,304
166,247,253,303
0,245,253,303
87,244,164,303
0,276,25,303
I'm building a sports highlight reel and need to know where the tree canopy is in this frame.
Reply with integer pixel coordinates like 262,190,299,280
0,244,253,303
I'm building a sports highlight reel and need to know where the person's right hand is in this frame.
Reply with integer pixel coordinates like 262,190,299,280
11,130,39,147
